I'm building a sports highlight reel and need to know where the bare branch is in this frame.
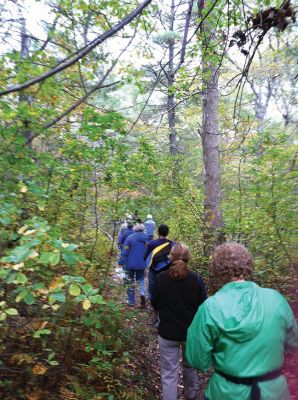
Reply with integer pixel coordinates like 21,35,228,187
0,0,152,96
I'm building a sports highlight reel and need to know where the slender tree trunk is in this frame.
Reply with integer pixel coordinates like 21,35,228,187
19,18,33,145
199,2,224,255
167,0,178,155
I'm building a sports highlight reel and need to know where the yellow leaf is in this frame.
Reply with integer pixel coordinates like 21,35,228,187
28,251,39,259
20,185,28,193
32,363,48,375
26,390,50,400
51,304,60,311
82,299,91,310
15,294,23,303
0,312,7,321
61,243,69,248
48,277,64,292
39,321,48,329
24,229,36,236
10,353,33,365
18,225,28,234
13,262,24,270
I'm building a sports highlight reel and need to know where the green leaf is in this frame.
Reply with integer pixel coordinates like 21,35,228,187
0,217,12,225
81,284,98,296
0,312,7,321
62,275,85,283
49,292,65,304
2,245,33,263
39,252,60,266
6,272,17,284
16,272,28,284
5,308,19,316
33,328,52,338
69,284,81,296
24,292,36,305
89,295,104,304
62,252,79,265
48,360,59,365
74,294,87,302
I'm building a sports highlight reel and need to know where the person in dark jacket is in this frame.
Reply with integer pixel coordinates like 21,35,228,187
144,224,172,303
151,243,207,400
119,224,148,306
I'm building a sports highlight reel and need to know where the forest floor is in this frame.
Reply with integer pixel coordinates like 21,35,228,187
127,304,210,400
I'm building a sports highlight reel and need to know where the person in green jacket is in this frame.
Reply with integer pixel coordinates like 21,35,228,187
186,242,298,400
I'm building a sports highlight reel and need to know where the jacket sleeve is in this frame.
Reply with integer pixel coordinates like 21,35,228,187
117,231,123,246
150,275,161,310
197,274,208,305
144,243,153,260
280,295,298,349
186,301,217,371
119,237,130,266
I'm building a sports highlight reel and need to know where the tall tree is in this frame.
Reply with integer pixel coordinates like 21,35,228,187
199,0,225,255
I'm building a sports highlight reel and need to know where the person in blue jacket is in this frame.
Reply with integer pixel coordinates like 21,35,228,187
119,224,148,306
118,220,134,249
144,214,156,240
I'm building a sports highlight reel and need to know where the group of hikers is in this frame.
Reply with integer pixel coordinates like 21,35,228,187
116,214,298,400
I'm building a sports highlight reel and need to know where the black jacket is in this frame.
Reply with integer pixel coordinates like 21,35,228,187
152,269,207,341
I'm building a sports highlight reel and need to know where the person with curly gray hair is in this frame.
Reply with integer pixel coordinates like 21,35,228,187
186,242,298,400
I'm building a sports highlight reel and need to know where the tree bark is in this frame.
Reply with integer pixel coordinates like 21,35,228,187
167,0,178,155
199,2,225,255
19,18,33,146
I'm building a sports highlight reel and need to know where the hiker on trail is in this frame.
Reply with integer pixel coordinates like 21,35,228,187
119,224,148,307
117,222,127,249
144,224,172,303
151,243,207,400
117,220,134,250
144,214,155,240
186,242,298,400
132,210,142,224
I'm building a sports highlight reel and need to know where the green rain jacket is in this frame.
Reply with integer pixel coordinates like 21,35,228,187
186,281,298,400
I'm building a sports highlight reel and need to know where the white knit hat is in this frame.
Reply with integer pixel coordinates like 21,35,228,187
147,214,152,219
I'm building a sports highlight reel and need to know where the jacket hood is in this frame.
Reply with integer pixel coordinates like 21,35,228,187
132,231,148,243
211,281,264,342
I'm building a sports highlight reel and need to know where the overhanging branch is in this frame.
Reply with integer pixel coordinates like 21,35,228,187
0,0,152,96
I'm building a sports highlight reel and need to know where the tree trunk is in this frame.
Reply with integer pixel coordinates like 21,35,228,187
19,17,33,145
167,0,178,155
199,3,225,255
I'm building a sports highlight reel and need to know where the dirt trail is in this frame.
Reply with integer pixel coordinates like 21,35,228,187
129,304,210,400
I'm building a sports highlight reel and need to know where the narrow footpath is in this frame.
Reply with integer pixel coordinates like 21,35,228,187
127,304,210,400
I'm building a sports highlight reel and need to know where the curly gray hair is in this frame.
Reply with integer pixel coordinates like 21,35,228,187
212,242,254,282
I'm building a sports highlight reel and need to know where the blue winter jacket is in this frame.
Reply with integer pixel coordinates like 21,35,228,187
118,227,134,248
144,219,155,236
120,231,148,270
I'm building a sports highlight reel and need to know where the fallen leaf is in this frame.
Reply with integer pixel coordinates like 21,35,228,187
82,299,91,310
32,363,48,375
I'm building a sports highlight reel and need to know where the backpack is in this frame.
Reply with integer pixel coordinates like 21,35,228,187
145,241,173,272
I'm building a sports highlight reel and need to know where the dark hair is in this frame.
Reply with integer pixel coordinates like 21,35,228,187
168,243,191,280
127,221,133,228
212,242,254,283
158,224,169,237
